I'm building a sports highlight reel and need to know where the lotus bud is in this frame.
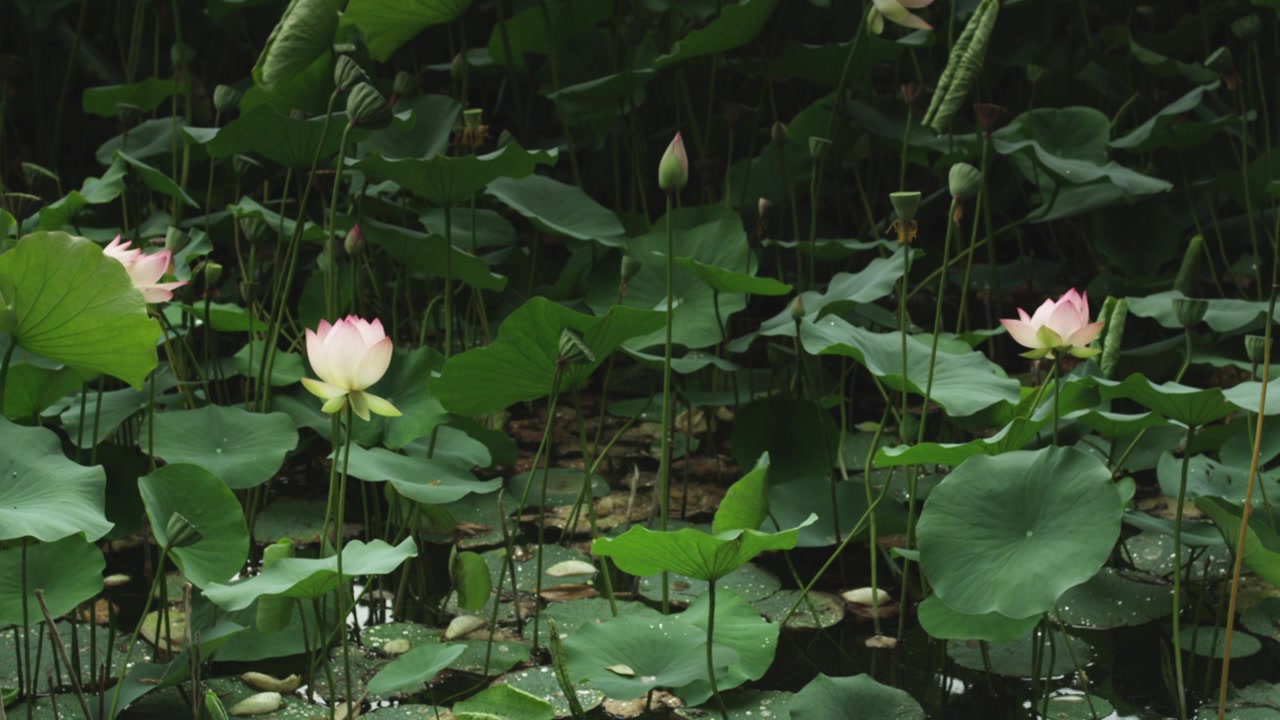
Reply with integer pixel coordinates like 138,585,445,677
345,82,392,129
392,70,414,100
972,102,1008,136
1231,14,1260,42
116,103,142,126
790,296,807,321
808,136,833,160
165,512,203,550
170,41,195,69
344,224,365,257
334,55,368,93
558,328,595,365
203,260,224,287
213,85,242,114
889,191,922,223
1173,297,1208,328
1205,47,1234,75
1246,335,1271,365
901,83,925,108
451,52,467,80
771,120,787,145
1173,235,1205,297
948,162,982,200
658,132,689,192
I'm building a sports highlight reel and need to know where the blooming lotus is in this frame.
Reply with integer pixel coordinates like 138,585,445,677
1001,289,1104,359
869,0,934,34
301,316,402,421
103,236,187,303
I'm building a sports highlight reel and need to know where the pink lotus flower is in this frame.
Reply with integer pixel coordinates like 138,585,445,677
103,236,187,303
301,316,401,421
1001,289,1104,359
658,132,689,192
869,0,934,34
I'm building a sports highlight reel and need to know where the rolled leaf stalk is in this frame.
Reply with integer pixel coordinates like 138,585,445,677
921,0,999,133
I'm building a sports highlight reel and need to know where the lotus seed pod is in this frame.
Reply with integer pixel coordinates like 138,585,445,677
1173,235,1205,297
1245,335,1271,365
203,260,224,287
392,70,414,100
889,191,922,223
213,85,242,113
1100,298,1127,378
345,82,392,129
948,162,982,200
333,55,368,92
1173,297,1209,327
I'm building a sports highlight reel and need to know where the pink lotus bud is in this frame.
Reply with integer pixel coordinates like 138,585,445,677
658,132,688,192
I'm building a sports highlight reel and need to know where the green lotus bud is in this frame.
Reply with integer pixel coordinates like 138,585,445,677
1100,298,1127,378
203,260,224,287
345,82,392,129
451,52,467,80
948,162,982,200
790,296,807,321
771,121,787,145
164,227,190,253
1231,14,1260,42
889,191,922,223
165,512,203,550
1173,235,1205,297
1205,47,1234,75
213,85,242,114
808,136,832,160
657,132,689,193
170,41,195,68
392,70,414,100
334,55,368,92
344,224,364,256
1173,297,1208,328
1246,335,1271,365
558,328,595,365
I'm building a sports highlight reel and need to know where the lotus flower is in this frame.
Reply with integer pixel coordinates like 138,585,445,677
103,236,187,303
1001,289,1104,359
301,316,402,421
869,0,934,34
658,132,688,192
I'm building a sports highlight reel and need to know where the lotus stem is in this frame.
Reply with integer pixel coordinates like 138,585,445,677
705,578,729,720
0,340,15,419
1218,285,1277,719
659,192,676,613
1171,423,1198,720
333,405,356,719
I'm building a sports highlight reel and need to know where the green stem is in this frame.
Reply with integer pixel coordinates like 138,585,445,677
918,198,958,446
334,407,356,719
325,122,355,318
107,547,169,720
444,204,455,358
0,340,17,419
1052,355,1061,445
705,579,729,720
1172,423,1198,720
659,193,676,613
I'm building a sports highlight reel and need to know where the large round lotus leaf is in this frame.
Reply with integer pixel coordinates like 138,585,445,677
341,445,500,504
948,628,1093,679
142,404,298,489
0,232,160,388
1054,568,1172,629
594,515,813,583
917,595,1039,643
139,464,249,588
789,674,924,720
0,535,104,626
918,447,1123,619
0,416,113,542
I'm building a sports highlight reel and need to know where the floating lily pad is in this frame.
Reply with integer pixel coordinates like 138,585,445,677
1178,625,1261,659
790,674,924,720
506,665,606,716
449,638,531,676
507,467,609,508
1054,568,1172,629
948,628,1093,679
367,642,467,696
753,591,845,630
675,690,794,720
1240,598,1280,642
